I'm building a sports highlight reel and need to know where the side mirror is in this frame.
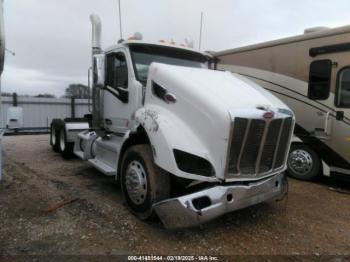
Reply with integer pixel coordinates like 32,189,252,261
93,54,105,87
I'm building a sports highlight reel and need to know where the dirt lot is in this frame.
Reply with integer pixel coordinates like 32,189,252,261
0,135,350,257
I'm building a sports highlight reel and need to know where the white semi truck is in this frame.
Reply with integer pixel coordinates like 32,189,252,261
50,14,294,229
0,0,3,76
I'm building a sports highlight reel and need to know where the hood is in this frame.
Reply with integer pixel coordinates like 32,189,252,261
144,63,293,180
149,64,288,114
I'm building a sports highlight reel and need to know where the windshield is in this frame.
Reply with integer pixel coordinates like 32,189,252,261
129,44,210,83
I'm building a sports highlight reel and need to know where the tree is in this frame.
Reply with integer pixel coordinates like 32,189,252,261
35,93,56,98
65,84,90,99
1,92,12,97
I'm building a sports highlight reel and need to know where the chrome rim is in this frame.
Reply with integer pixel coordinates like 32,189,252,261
125,160,148,205
51,127,56,145
288,149,313,175
60,130,65,151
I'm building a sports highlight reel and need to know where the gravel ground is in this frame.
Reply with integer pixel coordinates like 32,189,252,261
0,135,350,257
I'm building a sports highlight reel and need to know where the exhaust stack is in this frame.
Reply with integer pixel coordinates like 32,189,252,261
90,14,102,54
89,14,104,132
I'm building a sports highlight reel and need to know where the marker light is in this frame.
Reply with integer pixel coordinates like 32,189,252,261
128,32,143,40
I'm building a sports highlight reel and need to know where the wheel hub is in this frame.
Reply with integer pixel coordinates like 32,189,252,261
125,161,148,205
288,149,313,175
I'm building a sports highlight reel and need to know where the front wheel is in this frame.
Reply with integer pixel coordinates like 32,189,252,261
120,145,170,220
287,144,321,181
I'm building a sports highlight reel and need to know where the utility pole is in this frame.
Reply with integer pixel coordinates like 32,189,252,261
199,12,203,51
118,0,123,41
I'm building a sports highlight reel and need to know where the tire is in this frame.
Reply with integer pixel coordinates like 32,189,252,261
50,120,61,153
120,145,170,220
58,125,74,159
287,144,321,181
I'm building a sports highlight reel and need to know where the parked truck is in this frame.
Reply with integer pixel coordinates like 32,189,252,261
0,0,5,180
0,0,3,76
50,14,294,229
215,26,350,181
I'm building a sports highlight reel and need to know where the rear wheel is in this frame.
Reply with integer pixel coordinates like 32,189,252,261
50,120,61,153
59,126,74,159
120,145,170,220
287,144,321,181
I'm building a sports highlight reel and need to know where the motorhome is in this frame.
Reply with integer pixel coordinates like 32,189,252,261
215,26,350,181
50,14,294,229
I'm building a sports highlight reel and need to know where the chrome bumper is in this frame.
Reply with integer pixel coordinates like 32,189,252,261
154,173,287,229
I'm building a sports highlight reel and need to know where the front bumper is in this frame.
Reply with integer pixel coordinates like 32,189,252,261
153,172,287,229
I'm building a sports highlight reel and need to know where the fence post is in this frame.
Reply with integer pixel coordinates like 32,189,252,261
71,97,75,118
12,92,17,107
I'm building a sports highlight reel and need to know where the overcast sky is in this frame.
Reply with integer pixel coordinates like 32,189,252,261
2,0,350,97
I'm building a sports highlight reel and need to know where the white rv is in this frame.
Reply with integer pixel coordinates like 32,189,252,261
215,26,350,181
50,14,294,229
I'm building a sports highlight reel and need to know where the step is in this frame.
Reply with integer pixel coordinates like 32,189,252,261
74,150,84,160
88,158,117,176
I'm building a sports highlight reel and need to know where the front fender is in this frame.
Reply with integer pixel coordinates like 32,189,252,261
135,106,220,182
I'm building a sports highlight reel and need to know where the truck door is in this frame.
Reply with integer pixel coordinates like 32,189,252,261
307,59,333,140
331,64,350,165
103,50,136,134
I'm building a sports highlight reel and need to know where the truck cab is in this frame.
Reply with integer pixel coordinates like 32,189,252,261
102,42,210,135
50,14,294,229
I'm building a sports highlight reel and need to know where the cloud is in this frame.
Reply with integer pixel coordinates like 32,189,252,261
2,0,350,96
2,65,86,97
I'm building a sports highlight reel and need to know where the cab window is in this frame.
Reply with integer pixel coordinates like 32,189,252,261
336,67,350,108
308,59,332,100
106,53,128,89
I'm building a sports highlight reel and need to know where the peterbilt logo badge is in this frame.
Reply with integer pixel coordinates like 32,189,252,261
263,111,275,119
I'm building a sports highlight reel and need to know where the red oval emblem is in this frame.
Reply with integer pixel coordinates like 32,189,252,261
263,111,274,119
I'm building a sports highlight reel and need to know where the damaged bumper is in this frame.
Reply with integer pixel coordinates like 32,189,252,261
154,173,287,229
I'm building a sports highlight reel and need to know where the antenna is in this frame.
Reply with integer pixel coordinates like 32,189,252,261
198,12,203,51
118,0,123,41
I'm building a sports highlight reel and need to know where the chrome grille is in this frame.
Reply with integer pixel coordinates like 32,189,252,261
259,119,282,173
227,117,293,177
240,120,265,174
275,117,293,168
